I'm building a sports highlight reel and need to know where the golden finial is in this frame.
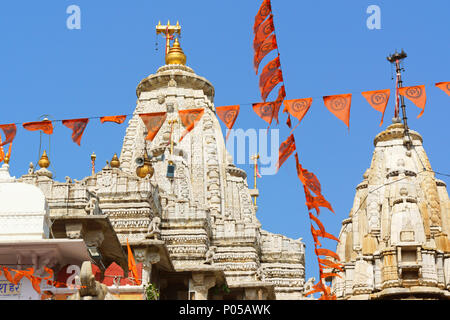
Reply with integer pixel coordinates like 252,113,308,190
110,153,120,168
166,38,186,65
38,150,50,169
91,152,96,175
136,153,154,179
4,154,9,165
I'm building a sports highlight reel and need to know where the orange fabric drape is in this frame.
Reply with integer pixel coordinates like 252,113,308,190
127,239,141,285
23,120,53,135
253,34,278,74
399,85,426,118
261,68,283,102
435,82,450,96
277,134,296,171
62,118,89,146
315,248,341,261
100,115,127,124
283,98,312,124
139,112,167,141
216,105,240,141
0,124,17,147
361,89,390,126
259,56,280,92
253,14,274,53
178,108,205,142
323,94,352,129
254,0,272,34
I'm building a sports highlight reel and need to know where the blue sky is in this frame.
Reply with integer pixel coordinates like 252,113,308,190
1,1,449,284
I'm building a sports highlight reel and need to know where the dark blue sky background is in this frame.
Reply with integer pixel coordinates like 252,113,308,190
1,1,449,284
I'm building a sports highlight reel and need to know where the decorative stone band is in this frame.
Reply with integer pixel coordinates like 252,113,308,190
373,123,423,146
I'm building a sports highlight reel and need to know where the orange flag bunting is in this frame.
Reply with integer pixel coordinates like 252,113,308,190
435,82,450,96
139,112,167,141
252,102,276,126
361,89,390,126
127,239,141,285
295,153,321,196
0,124,17,147
216,105,240,141
323,93,352,129
315,248,340,261
283,98,312,124
259,56,280,91
23,120,53,135
62,118,89,146
254,34,277,74
277,134,296,171
272,85,286,125
179,108,205,142
261,68,283,102
286,114,292,128
399,85,426,118
100,115,127,124
254,0,272,34
304,185,334,215
253,14,274,53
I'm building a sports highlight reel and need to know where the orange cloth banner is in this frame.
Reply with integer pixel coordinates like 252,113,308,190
315,248,341,261
361,89,390,126
283,98,312,125
435,82,450,96
253,14,274,53
259,56,280,91
127,239,141,286
216,105,240,141
272,85,286,125
254,0,272,34
139,112,167,141
261,68,283,102
62,118,89,146
23,120,53,135
323,93,352,128
277,134,296,171
252,102,276,126
179,108,205,142
0,124,17,147
399,85,426,118
100,115,127,124
253,34,277,74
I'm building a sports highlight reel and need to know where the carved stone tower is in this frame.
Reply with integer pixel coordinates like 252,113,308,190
331,122,450,299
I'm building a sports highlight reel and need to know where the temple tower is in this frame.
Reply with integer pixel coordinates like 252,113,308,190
331,121,450,299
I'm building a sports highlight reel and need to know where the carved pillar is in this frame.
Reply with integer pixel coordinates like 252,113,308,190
190,273,216,300
344,263,354,297
373,253,382,291
381,248,398,288
135,247,160,285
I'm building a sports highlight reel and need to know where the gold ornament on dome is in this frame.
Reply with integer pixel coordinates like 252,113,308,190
110,153,120,168
38,150,50,168
165,38,186,65
136,153,154,179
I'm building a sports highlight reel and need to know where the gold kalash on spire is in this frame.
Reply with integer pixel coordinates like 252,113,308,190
156,20,186,65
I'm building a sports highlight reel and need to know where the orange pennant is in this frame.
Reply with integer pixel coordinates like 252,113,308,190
254,34,277,74
399,85,426,118
253,14,274,53
286,114,292,128
254,0,272,34
295,153,321,196
261,68,283,102
435,82,450,96
277,134,296,171
361,89,390,126
23,120,53,135
252,102,275,126
315,248,340,261
127,239,141,285
62,118,89,146
0,124,17,147
259,56,280,92
272,85,286,125
283,98,312,124
100,115,127,124
216,105,240,141
139,112,167,141
323,94,352,128
179,108,205,142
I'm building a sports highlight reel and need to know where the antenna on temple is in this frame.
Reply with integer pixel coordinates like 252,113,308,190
387,49,412,149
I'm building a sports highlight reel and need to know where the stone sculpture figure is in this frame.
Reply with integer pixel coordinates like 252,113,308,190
85,198,97,215
68,261,117,300
204,246,216,264
146,216,161,239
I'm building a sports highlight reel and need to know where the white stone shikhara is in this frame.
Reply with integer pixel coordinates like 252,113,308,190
332,122,450,300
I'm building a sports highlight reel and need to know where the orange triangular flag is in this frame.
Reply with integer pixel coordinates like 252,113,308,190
23,120,53,135
139,112,167,141
252,102,275,127
261,68,283,102
127,239,141,285
435,82,450,96
254,34,277,74
0,124,17,147
283,98,312,123
277,134,296,171
361,89,390,126
323,94,352,129
216,105,240,141
62,118,89,146
179,108,205,142
253,14,274,53
254,0,272,34
399,85,426,118
100,115,127,124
